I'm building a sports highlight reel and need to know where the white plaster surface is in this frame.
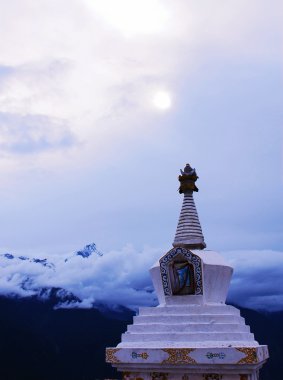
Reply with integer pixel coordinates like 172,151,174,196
194,250,230,266
173,192,206,248
150,250,233,306
117,304,257,349
150,263,166,305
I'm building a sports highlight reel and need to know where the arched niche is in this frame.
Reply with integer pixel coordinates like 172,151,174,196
159,247,203,296
169,254,195,295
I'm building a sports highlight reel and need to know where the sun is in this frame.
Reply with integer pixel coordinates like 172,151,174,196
152,91,172,110
86,0,169,36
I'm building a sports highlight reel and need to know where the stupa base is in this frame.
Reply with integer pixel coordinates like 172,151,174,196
106,346,268,380
117,369,262,380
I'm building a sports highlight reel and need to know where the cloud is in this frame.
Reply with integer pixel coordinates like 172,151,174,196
223,250,283,311
0,0,280,165
0,245,162,309
1,246,283,311
0,112,74,154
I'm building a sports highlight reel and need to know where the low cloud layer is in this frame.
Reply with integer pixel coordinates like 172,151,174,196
0,246,282,311
0,245,161,309
223,250,283,311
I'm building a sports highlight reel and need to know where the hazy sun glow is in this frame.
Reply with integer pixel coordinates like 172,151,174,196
86,0,169,36
152,91,172,110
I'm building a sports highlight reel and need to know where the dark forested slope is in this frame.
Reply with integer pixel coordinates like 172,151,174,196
0,297,282,380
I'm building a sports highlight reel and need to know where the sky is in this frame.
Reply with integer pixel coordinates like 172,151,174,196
0,0,282,310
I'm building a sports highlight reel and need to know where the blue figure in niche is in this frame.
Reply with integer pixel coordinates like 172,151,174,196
176,263,191,288
170,259,195,295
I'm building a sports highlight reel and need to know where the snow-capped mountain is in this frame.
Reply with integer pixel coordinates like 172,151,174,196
0,243,105,308
1,242,103,267
65,242,103,261
0,253,55,269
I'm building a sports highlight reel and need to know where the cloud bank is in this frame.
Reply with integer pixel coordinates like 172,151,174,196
1,246,282,311
0,245,161,309
223,250,283,312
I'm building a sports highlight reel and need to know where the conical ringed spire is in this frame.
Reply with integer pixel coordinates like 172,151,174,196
173,163,206,249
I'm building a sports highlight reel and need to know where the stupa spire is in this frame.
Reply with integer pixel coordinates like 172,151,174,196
173,163,206,249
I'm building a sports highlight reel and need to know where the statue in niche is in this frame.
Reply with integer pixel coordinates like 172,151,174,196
169,255,195,295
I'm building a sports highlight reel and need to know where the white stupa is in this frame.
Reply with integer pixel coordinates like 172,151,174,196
106,164,269,380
